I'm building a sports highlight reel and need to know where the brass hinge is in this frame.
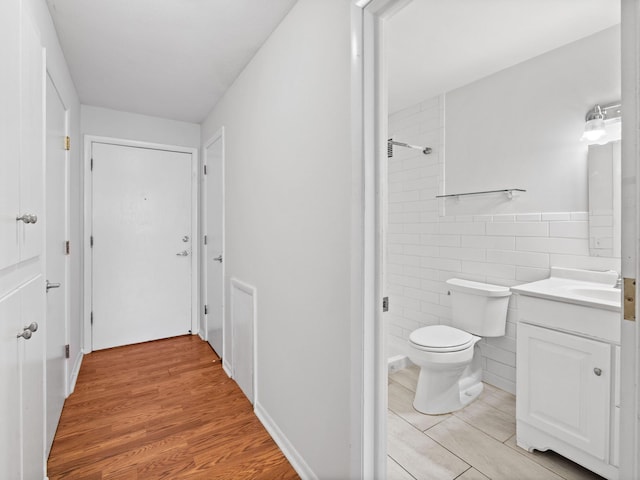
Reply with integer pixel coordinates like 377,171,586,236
624,278,636,321
204,165,207,175
65,344,70,359
64,136,71,151
90,236,94,248
204,235,207,245
65,240,70,255
204,305,208,315
90,312,93,325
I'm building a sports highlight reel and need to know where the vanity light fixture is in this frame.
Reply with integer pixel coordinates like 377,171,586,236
581,102,621,143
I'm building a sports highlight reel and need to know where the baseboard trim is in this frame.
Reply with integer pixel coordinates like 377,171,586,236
254,401,317,480
68,351,84,395
222,360,232,378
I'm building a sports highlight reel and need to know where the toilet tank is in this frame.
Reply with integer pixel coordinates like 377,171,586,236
446,278,511,337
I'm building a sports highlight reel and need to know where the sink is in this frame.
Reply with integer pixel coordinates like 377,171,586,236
564,286,621,303
510,267,620,312
511,267,621,343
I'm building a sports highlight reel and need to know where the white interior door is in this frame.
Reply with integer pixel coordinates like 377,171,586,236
205,135,224,357
92,143,192,350
45,75,68,455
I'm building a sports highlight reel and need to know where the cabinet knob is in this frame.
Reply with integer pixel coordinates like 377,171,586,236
594,367,602,376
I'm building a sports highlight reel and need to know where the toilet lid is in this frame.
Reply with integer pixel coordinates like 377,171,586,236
409,325,474,352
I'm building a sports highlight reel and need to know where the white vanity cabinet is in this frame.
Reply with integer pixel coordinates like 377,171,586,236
514,288,621,480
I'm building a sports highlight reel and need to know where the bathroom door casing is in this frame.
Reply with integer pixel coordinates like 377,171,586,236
45,74,68,455
91,142,192,350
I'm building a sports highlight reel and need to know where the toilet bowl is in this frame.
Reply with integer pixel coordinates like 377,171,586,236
408,278,511,415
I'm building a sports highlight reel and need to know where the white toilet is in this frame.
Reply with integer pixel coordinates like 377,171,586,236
408,278,511,415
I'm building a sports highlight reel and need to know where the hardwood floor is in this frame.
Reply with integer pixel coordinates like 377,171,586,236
48,335,299,479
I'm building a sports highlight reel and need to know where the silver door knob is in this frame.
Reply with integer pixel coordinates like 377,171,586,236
24,322,38,333
176,250,189,256
182,236,190,242
213,255,223,263
46,280,61,292
594,368,602,376
16,213,37,224
17,329,32,340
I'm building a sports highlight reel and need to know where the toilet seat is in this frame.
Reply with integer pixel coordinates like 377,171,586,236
409,325,474,353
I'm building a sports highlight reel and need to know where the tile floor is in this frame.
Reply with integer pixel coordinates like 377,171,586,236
388,365,605,480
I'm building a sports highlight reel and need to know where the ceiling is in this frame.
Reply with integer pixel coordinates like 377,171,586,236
388,0,620,114
46,0,298,123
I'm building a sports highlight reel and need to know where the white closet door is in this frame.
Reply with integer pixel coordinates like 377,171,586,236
92,143,192,350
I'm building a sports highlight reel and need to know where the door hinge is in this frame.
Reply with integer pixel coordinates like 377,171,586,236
204,235,207,245
204,305,208,315
64,136,71,151
65,240,70,255
382,296,389,312
90,311,93,325
90,158,94,171
90,236,94,248
624,278,636,321
204,165,207,175
65,344,70,359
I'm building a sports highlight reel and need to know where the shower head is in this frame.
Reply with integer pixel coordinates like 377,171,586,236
387,139,432,158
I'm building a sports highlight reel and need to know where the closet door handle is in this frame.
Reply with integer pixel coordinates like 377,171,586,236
16,213,37,224
176,250,189,257
24,322,38,333
17,329,32,340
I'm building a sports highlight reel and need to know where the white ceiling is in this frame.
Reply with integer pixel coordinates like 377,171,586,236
46,0,298,123
388,0,620,114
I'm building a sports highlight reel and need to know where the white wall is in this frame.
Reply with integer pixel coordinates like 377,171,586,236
444,26,620,215
81,105,200,148
25,0,83,389
387,27,621,394
200,0,352,477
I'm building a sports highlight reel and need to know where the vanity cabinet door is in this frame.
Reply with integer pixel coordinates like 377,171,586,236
517,323,611,460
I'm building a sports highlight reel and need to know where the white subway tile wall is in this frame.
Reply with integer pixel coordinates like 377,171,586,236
386,96,620,394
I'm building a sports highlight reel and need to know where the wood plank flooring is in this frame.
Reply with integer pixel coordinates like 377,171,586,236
48,335,299,479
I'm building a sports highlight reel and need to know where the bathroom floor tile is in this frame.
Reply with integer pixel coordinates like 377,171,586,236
425,416,563,480
456,468,490,480
388,411,469,480
451,396,515,442
387,457,417,480
388,365,419,392
388,380,451,432
503,435,605,480
478,384,516,418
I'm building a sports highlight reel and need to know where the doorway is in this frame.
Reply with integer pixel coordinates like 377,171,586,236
355,0,636,478
85,138,199,351
45,73,69,455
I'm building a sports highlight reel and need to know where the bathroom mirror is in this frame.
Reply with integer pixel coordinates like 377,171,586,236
588,140,621,257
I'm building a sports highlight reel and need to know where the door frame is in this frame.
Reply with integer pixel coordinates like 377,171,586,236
352,0,640,478
82,135,199,353
45,71,71,394
201,128,227,372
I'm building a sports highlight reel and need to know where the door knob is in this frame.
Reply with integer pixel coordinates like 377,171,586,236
213,255,223,263
24,322,38,333
594,368,602,376
46,280,61,292
182,236,190,242
17,329,32,340
16,213,37,224
176,250,189,256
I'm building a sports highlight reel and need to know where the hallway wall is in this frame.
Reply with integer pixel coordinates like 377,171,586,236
201,0,353,477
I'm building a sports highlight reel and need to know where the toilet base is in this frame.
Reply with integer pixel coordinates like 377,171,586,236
413,374,483,415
